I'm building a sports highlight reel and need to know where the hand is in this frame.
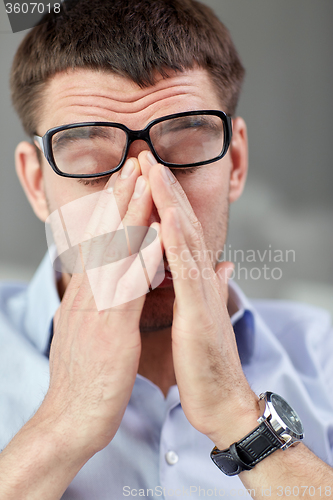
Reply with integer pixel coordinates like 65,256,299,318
144,154,260,449
38,159,164,455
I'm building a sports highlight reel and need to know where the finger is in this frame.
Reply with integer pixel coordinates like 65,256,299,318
81,169,122,242
80,157,140,250
88,222,163,312
55,169,127,311
78,159,140,270
51,160,140,278
90,158,142,239
146,161,212,268
83,158,152,263
165,203,231,310
114,222,163,307
62,160,154,311
121,174,153,244
54,170,123,283
84,172,158,311
84,173,153,275
142,154,202,234
161,207,206,313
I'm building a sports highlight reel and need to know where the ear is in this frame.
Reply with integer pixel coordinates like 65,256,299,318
15,141,49,222
228,117,248,204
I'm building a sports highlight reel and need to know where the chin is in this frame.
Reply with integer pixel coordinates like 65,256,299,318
139,286,175,333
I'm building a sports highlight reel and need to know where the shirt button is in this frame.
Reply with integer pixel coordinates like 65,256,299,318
165,450,179,465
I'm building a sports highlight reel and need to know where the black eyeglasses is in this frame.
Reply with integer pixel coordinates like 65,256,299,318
33,110,232,179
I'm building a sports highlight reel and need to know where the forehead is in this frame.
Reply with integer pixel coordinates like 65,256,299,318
39,67,222,134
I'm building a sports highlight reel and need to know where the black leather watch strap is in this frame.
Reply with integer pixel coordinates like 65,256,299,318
236,421,283,466
211,421,284,476
229,443,253,471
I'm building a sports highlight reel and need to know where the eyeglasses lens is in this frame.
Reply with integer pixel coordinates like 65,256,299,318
150,114,224,165
52,126,127,176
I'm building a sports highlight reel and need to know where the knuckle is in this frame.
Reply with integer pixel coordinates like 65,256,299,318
113,183,131,205
123,206,142,226
82,230,94,241
190,228,203,249
192,217,203,232
105,242,127,263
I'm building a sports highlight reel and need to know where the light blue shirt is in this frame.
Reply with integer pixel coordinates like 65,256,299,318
0,252,333,498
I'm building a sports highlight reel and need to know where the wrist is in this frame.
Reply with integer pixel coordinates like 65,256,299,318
35,390,122,456
28,409,94,467
210,391,305,477
211,392,261,450
32,401,106,462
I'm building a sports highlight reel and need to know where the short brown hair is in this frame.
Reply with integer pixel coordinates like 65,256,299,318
10,0,245,136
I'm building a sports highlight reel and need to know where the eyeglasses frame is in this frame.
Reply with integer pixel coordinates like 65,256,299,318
33,109,232,179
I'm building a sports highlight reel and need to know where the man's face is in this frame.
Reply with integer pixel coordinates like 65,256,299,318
32,67,247,332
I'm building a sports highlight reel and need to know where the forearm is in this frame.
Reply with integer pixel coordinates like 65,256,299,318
239,444,333,498
0,411,92,500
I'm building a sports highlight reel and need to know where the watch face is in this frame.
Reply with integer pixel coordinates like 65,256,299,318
271,394,304,435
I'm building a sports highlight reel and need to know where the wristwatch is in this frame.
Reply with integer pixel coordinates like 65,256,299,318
210,392,304,476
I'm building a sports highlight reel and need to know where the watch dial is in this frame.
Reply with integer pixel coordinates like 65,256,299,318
271,394,304,435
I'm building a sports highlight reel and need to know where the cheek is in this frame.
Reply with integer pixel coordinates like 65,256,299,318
182,163,230,221
43,171,108,254
43,167,106,212
179,166,230,255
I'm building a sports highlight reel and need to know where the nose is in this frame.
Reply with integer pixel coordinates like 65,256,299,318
126,140,151,165
126,140,161,228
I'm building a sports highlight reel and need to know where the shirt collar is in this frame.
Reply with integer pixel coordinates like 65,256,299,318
228,280,256,365
24,251,60,355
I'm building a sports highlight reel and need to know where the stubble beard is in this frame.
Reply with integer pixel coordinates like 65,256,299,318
139,285,175,333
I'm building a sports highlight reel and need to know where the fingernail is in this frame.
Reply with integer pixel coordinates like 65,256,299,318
120,159,135,179
106,185,114,193
132,176,146,199
161,165,176,184
147,152,158,165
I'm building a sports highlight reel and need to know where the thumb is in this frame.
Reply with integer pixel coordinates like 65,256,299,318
215,261,234,304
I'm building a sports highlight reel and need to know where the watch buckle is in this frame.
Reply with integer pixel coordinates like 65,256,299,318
280,434,293,450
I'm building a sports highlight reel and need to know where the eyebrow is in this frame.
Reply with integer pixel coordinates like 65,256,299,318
52,126,118,149
157,116,222,133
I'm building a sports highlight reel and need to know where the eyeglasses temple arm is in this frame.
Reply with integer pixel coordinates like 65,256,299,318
33,135,44,154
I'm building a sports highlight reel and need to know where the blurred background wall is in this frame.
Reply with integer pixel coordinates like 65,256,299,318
0,0,332,315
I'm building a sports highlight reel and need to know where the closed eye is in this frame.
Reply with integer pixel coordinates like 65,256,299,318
170,166,199,175
76,166,198,186
77,175,111,186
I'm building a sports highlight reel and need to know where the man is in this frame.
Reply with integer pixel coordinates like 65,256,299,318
0,0,332,498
